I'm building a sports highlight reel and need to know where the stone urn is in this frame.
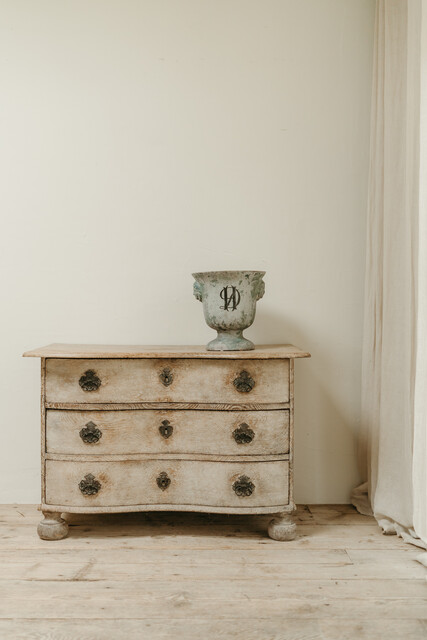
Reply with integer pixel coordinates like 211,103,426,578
192,270,266,351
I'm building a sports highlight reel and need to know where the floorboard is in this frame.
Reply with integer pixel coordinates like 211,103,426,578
0,505,425,639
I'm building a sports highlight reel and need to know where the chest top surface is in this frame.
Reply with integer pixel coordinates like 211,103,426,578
23,344,310,359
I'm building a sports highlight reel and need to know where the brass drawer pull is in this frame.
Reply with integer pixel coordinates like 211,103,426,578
159,420,173,439
233,370,255,393
233,423,255,444
159,368,173,387
156,471,171,491
79,421,102,444
232,475,255,497
79,370,101,392
79,473,101,496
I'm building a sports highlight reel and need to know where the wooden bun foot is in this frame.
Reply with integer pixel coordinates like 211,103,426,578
268,513,296,541
37,511,69,540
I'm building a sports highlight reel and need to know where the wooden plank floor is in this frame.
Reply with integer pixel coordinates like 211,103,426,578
0,505,425,639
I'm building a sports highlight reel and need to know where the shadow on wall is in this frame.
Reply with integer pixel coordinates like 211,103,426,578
248,309,360,504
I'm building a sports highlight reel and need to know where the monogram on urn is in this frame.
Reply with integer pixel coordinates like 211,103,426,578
192,271,265,351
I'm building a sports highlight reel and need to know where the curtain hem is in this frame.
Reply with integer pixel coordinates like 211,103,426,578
351,481,427,574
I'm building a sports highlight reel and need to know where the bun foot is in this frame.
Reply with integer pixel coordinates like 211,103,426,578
37,511,69,540
268,513,296,541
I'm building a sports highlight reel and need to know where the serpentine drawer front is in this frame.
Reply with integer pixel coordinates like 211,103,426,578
46,409,290,456
45,460,290,509
23,344,310,541
45,358,290,404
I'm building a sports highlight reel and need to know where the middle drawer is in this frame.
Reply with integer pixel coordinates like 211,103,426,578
46,409,290,456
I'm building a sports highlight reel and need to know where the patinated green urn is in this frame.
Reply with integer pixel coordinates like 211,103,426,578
192,270,265,351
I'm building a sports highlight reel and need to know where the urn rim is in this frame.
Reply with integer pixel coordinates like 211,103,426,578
192,270,266,279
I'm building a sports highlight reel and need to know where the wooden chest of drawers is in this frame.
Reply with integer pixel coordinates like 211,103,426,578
24,344,309,541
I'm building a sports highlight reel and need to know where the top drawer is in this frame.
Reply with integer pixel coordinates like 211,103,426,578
45,358,289,404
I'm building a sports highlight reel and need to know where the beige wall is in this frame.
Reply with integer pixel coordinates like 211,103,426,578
0,0,375,503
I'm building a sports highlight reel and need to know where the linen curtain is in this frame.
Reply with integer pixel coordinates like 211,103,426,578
352,0,427,563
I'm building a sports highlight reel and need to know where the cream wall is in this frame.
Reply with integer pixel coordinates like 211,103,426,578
0,0,375,503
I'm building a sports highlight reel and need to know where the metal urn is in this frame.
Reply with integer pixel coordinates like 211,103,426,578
192,270,266,351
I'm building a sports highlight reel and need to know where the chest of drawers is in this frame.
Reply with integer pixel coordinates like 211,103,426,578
23,344,310,541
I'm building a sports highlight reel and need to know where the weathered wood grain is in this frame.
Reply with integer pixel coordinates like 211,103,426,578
45,453,290,463
45,459,289,509
289,358,295,509
0,522,417,550
0,619,322,640
0,505,425,639
0,618,426,640
45,358,290,404
0,580,425,619
0,578,425,599
318,619,427,640
1,556,424,580
44,401,290,410
46,409,290,456
308,505,376,525
23,344,311,359
42,503,294,515
0,503,312,520
40,359,46,504
0,547,351,567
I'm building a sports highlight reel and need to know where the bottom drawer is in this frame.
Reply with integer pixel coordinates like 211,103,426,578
45,460,289,509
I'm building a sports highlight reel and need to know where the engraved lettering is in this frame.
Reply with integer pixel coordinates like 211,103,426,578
220,286,241,311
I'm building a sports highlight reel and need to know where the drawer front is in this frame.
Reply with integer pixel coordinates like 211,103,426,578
46,409,289,456
45,358,289,404
45,460,289,508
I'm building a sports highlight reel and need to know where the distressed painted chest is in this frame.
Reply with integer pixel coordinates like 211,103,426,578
23,344,310,540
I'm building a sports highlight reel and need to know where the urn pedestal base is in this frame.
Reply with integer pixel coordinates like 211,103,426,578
207,330,254,351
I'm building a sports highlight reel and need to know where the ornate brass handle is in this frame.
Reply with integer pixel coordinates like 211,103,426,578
233,423,255,444
79,473,101,496
159,368,173,387
156,471,171,490
232,475,255,497
233,370,255,393
79,370,101,392
79,421,102,444
159,420,173,439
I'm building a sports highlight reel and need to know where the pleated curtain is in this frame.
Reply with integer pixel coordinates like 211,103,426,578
352,0,427,566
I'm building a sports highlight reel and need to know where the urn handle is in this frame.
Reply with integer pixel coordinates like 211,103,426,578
254,277,265,301
233,423,255,444
159,368,173,387
193,281,203,302
159,420,173,439
79,370,101,392
232,475,255,497
78,473,101,496
233,370,255,393
156,471,171,491
79,421,102,444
